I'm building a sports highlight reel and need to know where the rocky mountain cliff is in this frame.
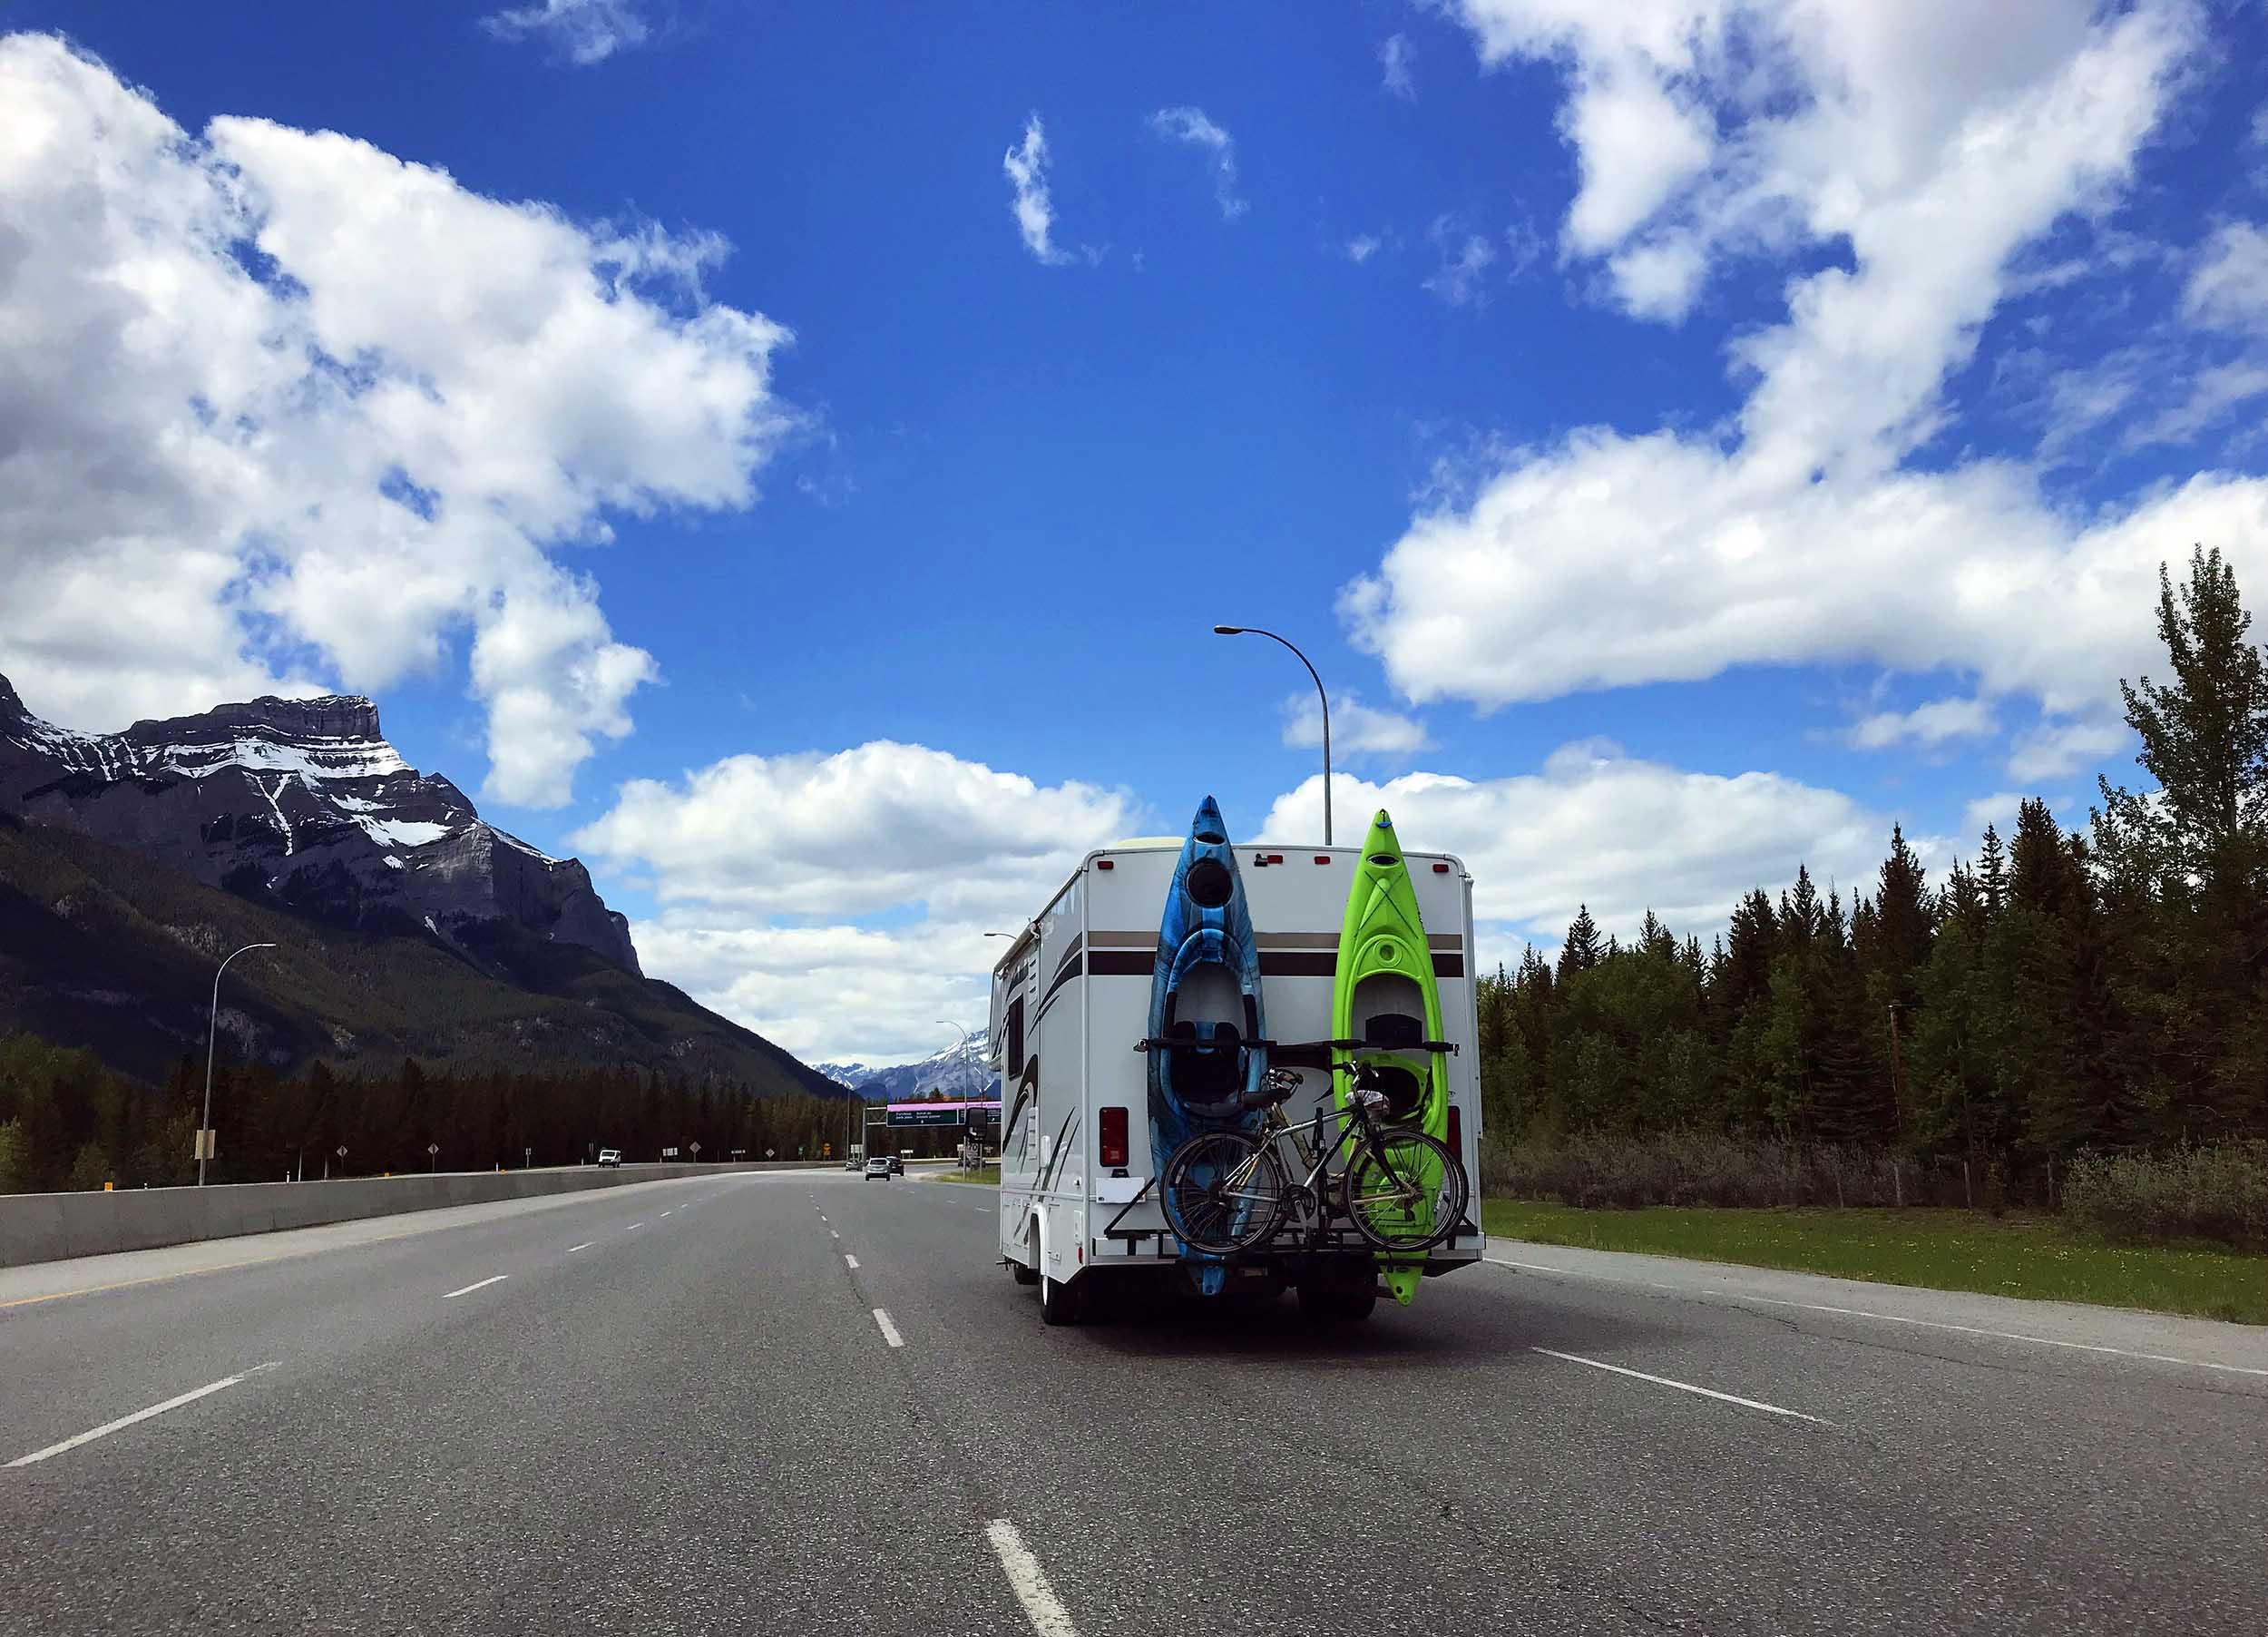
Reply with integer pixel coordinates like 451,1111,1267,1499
0,673,639,974
0,814,846,1095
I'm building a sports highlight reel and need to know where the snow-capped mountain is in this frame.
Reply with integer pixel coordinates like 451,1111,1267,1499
815,1031,998,1099
0,672,640,972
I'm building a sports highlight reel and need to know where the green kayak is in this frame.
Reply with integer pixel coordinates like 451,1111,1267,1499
1333,809,1448,1306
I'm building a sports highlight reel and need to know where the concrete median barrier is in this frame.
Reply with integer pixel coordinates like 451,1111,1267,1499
0,1162,835,1268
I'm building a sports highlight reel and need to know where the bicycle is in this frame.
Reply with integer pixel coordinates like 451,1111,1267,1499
1158,1064,1470,1257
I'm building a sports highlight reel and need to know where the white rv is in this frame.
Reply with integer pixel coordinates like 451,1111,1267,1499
992,836,1484,1324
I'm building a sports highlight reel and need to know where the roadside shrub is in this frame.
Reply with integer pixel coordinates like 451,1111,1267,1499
1477,1130,1944,1211
2062,1142,2268,1250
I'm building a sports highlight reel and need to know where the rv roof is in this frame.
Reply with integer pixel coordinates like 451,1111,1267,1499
1105,836,1184,849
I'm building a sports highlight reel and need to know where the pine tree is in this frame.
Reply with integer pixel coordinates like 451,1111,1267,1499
1977,825,2007,924
2116,545,2268,896
1716,890,1777,1027
1780,865,1823,949
1872,823,1935,1011
1556,905,1605,985
1940,859,1983,934
2097,546,2268,1141
2008,799,2069,917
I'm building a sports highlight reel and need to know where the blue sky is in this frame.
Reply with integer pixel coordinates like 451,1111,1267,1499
5,2,2268,1064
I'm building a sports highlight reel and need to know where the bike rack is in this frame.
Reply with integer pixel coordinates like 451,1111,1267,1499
1110,1033,1480,1272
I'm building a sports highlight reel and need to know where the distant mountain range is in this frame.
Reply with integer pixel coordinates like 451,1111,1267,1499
0,671,843,1095
817,1031,1000,1101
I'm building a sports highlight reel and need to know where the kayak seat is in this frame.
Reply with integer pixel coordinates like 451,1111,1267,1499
1364,1013,1423,1048
1355,1060,1426,1121
1171,1020,1243,1107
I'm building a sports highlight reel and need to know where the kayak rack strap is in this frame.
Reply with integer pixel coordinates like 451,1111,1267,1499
1132,1036,1280,1053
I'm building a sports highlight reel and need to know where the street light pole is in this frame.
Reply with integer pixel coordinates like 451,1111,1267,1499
201,942,277,1186
1214,624,1333,846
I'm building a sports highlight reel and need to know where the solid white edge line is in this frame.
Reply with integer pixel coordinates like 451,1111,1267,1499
442,1274,510,1299
845,1254,859,1269
872,1308,904,1348
1485,1256,2268,1377
565,1242,594,1253
1533,1347,1829,1424
985,1518,1080,1637
8,1363,280,1467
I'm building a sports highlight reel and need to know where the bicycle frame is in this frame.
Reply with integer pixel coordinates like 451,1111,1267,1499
1216,1089,1425,1246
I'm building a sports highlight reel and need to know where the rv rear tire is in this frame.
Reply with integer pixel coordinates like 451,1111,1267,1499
1040,1269,1083,1327
1011,1258,1040,1286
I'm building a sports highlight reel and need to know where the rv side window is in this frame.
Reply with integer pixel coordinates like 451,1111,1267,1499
1005,996,1026,1077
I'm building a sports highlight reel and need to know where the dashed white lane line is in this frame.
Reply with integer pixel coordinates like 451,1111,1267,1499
985,1517,1080,1636
443,1275,510,1300
873,1309,904,1348
626,1222,645,1230
8,1364,280,1467
660,1210,675,1218
1486,1256,2268,1378
845,1254,860,1269
1533,1348,1828,1424
831,1230,841,1240
565,1242,594,1254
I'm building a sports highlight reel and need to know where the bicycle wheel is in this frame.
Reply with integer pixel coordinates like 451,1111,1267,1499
1340,1129,1468,1253
1160,1132,1286,1254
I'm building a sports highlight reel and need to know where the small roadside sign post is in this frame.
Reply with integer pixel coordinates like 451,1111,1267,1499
690,1142,701,1161
329,1143,347,1181
766,1148,776,1160
427,1142,439,1172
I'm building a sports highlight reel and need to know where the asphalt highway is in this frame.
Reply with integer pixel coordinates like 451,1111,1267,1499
3,1167,2263,1635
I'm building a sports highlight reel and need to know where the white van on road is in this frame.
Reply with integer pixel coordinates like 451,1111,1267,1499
992,836,1484,1325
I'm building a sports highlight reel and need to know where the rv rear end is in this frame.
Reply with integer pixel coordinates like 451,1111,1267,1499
993,837,1485,1323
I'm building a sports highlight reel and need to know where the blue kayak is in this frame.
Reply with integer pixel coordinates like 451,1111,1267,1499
1148,796,1267,1291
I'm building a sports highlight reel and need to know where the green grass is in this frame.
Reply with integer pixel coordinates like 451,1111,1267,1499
1481,1200,2268,1325
931,1164,1000,1185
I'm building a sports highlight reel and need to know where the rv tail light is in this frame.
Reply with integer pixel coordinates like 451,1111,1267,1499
1099,1106,1129,1168
1097,858,1114,870
1314,855,1331,865
1447,1103,1464,1158
1266,854,1284,865
1432,862,1451,873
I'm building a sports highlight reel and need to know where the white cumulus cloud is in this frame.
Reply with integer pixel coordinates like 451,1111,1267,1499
1848,697,1996,751
1149,106,1248,221
0,34,793,806
2184,221,2268,335
1347,3,2241,782
481,0,650,65
1257,741,1898,945
1283,692,1430,759
2007,717,2129,783
572,741,1137,1063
